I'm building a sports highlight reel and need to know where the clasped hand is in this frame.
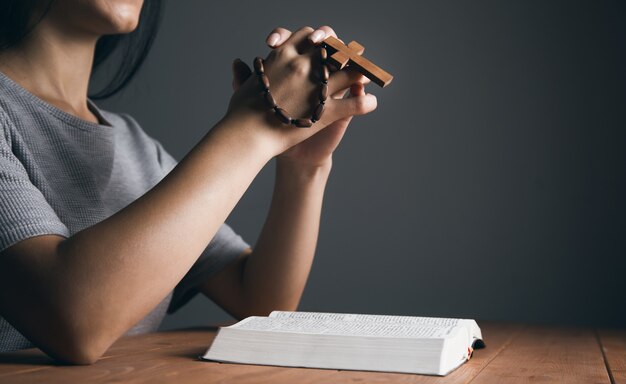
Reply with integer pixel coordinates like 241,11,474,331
226,26,378,169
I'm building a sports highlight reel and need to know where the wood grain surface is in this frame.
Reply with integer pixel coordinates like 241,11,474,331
0,323,623,383
598,328,626,384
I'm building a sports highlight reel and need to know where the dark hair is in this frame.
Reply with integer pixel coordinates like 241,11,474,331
0,0,163,99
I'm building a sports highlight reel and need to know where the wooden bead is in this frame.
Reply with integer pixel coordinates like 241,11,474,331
260,46,336,127
320,47,327,62
253,57,264,75
294,118,313,128
260,74,270,91
264,91,276,108
274,108,292,125
312,103,325,121
320,84,328,101
321,65,329,81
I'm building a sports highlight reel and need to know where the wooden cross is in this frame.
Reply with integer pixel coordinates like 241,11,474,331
323,36,393,88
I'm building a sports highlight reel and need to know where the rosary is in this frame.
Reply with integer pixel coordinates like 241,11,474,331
253,36,393,128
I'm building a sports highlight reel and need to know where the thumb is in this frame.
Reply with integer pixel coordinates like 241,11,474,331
328,93,377,121
231,58,252,91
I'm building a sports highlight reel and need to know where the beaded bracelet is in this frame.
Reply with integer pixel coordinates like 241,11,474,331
253,46,329,128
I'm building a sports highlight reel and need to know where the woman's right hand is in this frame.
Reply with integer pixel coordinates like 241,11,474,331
223,26,378,156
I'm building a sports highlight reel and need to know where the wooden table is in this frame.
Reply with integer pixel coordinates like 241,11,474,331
0,322,624,383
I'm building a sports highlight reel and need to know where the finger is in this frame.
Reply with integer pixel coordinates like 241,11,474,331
266,27,292,48
308,25,337,44
327,93,377,121
333,76,371,99
231,58,252,91
328,67,369,94
350,82,365,97
283,26,315,54
308,29,326,45
331,82,363,103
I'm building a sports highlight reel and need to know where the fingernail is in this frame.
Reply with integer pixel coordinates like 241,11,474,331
266,33,280,47
310,30,326,43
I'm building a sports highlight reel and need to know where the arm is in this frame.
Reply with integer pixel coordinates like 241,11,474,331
200,158,331,319
199,26,373,320
0,27,376,364
0,117,272,364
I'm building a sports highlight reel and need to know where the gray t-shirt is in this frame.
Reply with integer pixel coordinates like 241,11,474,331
0,71,250,352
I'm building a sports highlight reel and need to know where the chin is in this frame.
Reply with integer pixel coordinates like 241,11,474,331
51,0,145,35
99,0,144,33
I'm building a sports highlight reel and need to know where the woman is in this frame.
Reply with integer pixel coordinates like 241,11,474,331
0,0,377,364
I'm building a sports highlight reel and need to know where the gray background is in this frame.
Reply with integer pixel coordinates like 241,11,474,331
96,0,626,328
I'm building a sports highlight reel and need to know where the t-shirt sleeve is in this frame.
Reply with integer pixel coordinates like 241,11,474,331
150,138,251,314
0,112,70,253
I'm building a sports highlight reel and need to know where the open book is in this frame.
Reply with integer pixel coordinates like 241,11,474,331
202,311,484,376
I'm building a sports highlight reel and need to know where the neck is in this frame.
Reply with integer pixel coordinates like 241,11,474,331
0,18,99,123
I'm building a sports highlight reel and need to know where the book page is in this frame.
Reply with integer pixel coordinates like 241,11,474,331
270,311,463,327
232,316,459,339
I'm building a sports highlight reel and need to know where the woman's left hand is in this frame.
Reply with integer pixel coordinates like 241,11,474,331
231,26,370,169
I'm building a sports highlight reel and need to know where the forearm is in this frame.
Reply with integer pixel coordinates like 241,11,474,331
3,115,276,362
238,158,331,316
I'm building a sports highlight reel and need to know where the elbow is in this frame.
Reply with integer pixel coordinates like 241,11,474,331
49,332,108,365
235,299,300,320
9,309,111,365
56,348,101,366
39,315,113,365
271,301,299,314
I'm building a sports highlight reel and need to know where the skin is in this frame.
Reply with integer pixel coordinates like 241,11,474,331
0,0,377,364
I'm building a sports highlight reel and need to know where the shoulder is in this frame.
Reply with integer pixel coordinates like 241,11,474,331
97,107,160,147
95,107,178,173
99,108,146,137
